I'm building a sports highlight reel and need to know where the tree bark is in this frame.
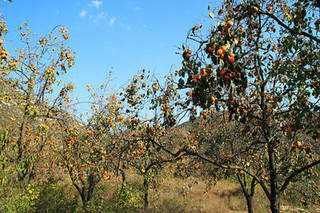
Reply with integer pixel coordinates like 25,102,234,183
237,173,254,213
268,143,280,213
120,169,126,195
143,176,149,211
245,195,254,213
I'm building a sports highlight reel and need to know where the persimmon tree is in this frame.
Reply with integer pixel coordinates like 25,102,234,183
118,72,188,210
188,112,278,211
58,81,132,207
0,17,75,186
161,0,320,212
121,71,231,204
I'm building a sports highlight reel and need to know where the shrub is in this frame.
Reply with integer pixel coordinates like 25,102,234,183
0,183,39,213
105,182,144,212
34,178,78,213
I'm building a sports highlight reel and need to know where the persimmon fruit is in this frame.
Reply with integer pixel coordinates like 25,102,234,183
296,141,302,148
228,55,235,63
226,20,234,27
216,49,223,55
221,45,227,52
133,133,139,137
184,50,191,60
220,70,226,76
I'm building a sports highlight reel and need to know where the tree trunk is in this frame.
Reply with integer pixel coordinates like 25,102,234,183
120,169,126,195
73,182,89,209
17,115,28,183
270,197,280,213
268,143,280,213
245,195,253,213
143,176,149,211
80,190,87,208
85,175,96,205
237,173,254,213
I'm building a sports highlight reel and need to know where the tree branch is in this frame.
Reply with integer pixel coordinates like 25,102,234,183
148,136,272,200
261,11,320,43
280,159,320,194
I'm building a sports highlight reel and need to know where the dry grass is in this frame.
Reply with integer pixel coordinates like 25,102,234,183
147,177,269,213
49,172,318,213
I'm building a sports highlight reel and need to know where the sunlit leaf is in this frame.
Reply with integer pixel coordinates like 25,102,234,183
209,12,215,19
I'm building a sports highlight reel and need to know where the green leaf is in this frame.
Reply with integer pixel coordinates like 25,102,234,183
219,58,224,67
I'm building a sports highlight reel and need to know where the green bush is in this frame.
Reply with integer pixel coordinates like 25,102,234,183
104,182,144,212
0,183,39,213
34,178,78,213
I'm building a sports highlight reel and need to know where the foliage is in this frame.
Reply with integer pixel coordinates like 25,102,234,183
163,0,320,212
34,178,78,213
105,181,144,212
0,0,319,212
0,14,75,185
0,183,39,213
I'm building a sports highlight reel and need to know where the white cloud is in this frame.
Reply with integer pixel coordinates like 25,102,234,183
89,0,103,9
109,17,116,26
89,12,107,22
96,11,106,20
119,23,132,31
79,10,87,17
134,6,141,11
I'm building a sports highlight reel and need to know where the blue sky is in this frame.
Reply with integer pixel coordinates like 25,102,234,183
2,0,218,111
